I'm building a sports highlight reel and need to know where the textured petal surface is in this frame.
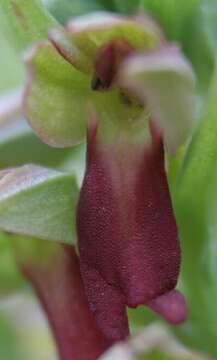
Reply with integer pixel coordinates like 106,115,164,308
77,120,184,341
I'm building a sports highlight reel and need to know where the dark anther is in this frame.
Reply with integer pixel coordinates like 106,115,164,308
91,74,110,91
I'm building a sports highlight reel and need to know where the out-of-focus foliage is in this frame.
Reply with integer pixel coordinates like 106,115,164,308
0,314,23,360
0,25,24,93
142,0,199,41
0,294,57,359
0,0,57,51
44,0,135,24
100,324,212,360
112,0,141,15
0,117,74,169
44,0,107,24
173,63,217,356
0,234,24,296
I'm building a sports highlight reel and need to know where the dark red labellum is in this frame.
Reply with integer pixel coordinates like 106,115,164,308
77,120,187,343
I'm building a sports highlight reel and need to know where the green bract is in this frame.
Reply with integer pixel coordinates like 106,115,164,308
0,165,78,243
25,41,89,147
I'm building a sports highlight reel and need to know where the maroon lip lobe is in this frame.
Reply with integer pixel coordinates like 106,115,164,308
77,120,186,343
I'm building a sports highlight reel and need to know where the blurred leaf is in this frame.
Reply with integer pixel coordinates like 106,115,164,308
0,165,78,243
200,0,217,53
100,324,212,360
119,45,196,153
0,30,24,93
173,63,217,355
0,115,75,168
142,0,198,41
0,314,23,360
0,233,25,296
113,0,141,14
0,0,58,51
181,2,215,93
44,0,106,25
0,89,22,122
0,293,57,359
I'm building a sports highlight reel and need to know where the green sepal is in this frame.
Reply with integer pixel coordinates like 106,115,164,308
24,41,89,147
51,12,163,73
24,39,146,148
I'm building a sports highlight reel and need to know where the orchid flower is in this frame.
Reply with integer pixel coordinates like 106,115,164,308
20,11,195,343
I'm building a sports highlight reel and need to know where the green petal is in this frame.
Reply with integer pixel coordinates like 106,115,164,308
50,12,163,73
119,45,196,153
0,0,58,51
0,165,78,243
25,41,90,147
